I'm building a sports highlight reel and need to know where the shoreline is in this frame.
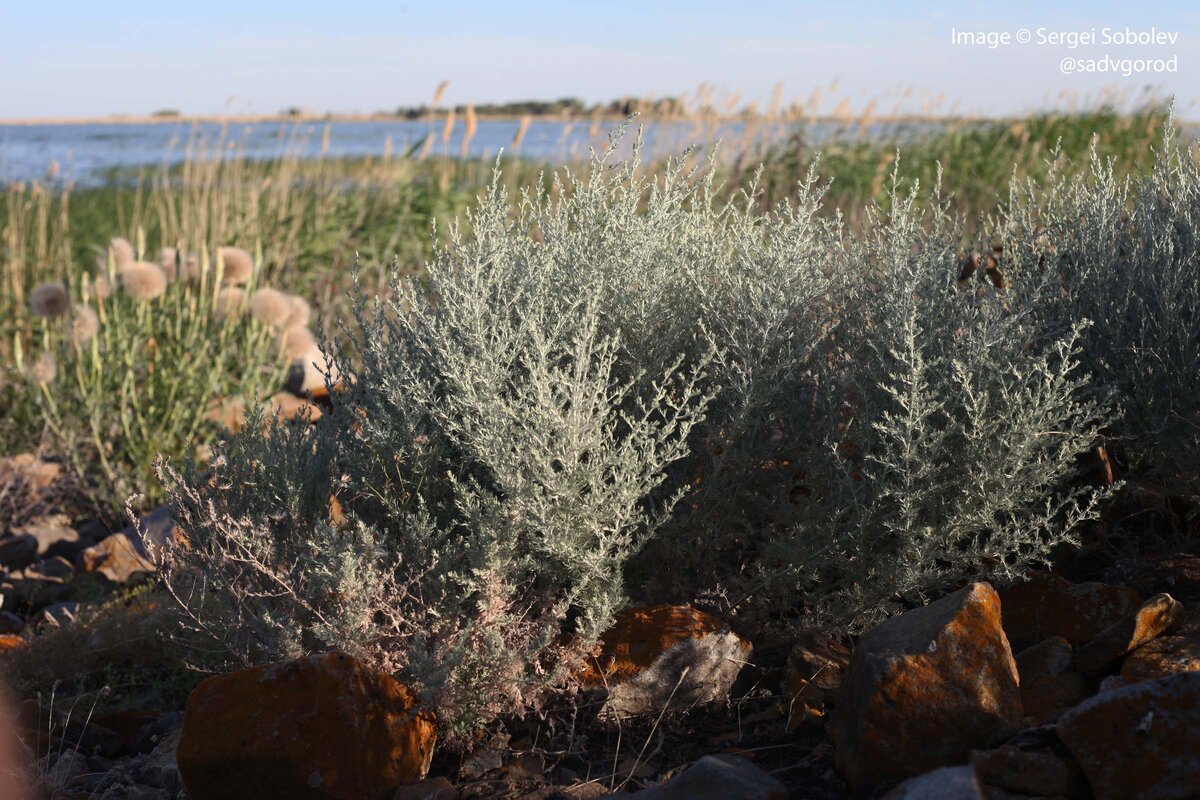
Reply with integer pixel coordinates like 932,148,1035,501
4,112,1186,127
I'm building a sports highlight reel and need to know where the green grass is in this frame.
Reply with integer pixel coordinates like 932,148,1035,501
740,104,1178,223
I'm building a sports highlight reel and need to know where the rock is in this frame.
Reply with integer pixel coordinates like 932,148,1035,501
1057,671,1200,799
1113,552,1200,605
0,535,37,570
628,754,787,800
40,600,82,626
1096,675,1137,693
829,583,1022,794
783,634,851,728
998,572,1142,647
882,766,986,799
0,634,25,652
1014,636,1072,681
78,533,155,582
136,729,182,793
1073,593,1185,675
0,611,21,635
178,652,436,800
45,748,90,791
11,516,87,561
392,777,459,800
579,605,752,720
1120,631,1200,681
970,745,1087,798
1019,671,1089,722
0,453,62,491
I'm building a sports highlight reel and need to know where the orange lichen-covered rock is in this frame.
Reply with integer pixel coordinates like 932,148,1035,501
1120,630,1200,682
0,635,25,653
1073,593,1184,675
579,604,729,688
178,653,435,800
1057,671,1200,800
998,572,1142,647
1019,671,1089,722
829,583,1022,795
578,605,752,720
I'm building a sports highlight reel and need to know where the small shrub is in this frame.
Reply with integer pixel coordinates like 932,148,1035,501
158,191,711,736
19,238,292,517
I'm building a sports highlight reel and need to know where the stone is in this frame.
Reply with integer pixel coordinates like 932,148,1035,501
628,754,787,800
0,611,22,634
969,745,1087,798
392,777,459,800
829,583,1022,794
78,533,155,582
41,600,82,626
11,515,87,561
579,605,752,720
1073,593,1185,675
882,766,986,799
1014,636,1072,681
1057,671,1200,799
783,634,851,728
178,652,436,800
1019,671,1089,721
1120,631,1200,681
136,729,182,793
998,572,1142,647
46,749,90,791
0,535,37,570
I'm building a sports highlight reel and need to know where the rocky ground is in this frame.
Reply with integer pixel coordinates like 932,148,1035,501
1,451,1199,799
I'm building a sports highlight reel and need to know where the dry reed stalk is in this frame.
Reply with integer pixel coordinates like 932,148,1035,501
460,104,478,159
512,116,532,150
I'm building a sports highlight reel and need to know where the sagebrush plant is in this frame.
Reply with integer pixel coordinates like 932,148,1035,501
19,235,286,517
1002,117,1200,502
158,143,712,735
161,118,1190,734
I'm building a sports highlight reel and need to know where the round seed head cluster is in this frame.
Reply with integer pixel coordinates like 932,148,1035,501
70,304,100,346
27,351,57,384
218,246,254,286
277,325,317,360
108,237,135,268
214,287,246,321
248,288,292,328
29,282,70,318
158,247,178,282
286,295,311,329
119,262,168,301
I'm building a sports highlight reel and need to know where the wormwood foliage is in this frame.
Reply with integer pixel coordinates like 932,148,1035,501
158,121,1200,733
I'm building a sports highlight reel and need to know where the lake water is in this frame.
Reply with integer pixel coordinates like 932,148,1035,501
0,117,921,188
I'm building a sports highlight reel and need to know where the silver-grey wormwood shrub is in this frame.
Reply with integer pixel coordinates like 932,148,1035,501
160,128,1127,732
1003,119,1200,501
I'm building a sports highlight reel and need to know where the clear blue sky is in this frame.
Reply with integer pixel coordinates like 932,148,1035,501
1,1,1196,118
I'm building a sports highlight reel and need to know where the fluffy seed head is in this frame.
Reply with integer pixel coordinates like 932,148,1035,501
285,295,311,329
26,352,57,384
91,273,112,300
119,262,168,301
108,237,135,268
248,288,292,328
29,282,70,318
218,246,254,285
277,325,317,360
70,304,100,346
158,247,178,282
214,287,246,321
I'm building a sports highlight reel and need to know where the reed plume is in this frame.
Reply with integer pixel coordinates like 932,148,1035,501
248,287,292,328
29,282,70,318
119,262,168,301
217,246,254,286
